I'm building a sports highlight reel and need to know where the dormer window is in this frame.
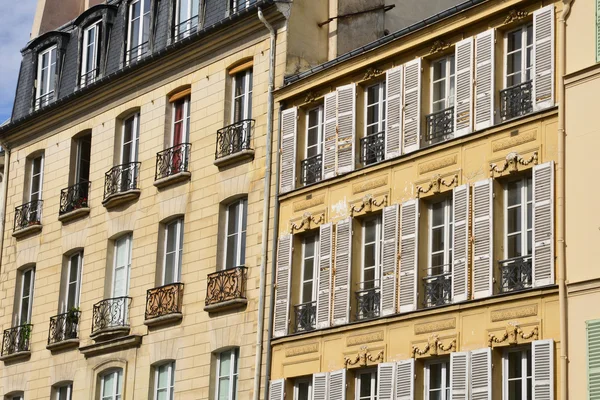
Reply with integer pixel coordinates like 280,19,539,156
126,0,151,64
81,21,101,87
174,0,199,41
35,45,57,110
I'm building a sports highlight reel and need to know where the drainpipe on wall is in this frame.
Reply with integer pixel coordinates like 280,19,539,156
0,147,10,277
254,8,276,400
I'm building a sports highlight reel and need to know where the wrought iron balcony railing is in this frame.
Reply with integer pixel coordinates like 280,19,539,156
80,68,98,87
425,106,454,146
360,131,385,166
145,282,184,321
59,181,90,215
1,324,33,356
155,143,191,181
294,301,316,333
422,268,452,308
205,266,247,306
35,91,54,110
91,296,131,335
500,80,533,121
174,15,199,41
355,281,380,321
300,154,322,186
103,162,141,200
48,311,81,345
126,41,149,64
215,119,254,160
499,255,533,293
14,200,43,232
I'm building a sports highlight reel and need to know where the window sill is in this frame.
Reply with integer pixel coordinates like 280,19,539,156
89,325,130,342
204,298,248,313
58,207,90,223
153,171,191,189
12,224,42,239
46,338,79,352
0,350,31,363
144,312,183,327
79,334,142,358
213,149,254,169
102,189,141,209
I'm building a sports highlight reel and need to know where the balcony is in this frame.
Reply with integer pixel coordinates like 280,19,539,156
126,41,149,65
58,181,90,223
47,310,81,351
144,283,184,327
102,162,141,209
34,91,54,110
422,267,452,308
214,119,254,168
424,106,454,147
300,154,322,186
90,296,131,341
499,255,532,293
355,282,380,321
204,266,247,312
0,324,33,362
13,200,43,238
360,131,385,166
174,15,199,41
154,143,191,188
500,81,533,121
294,301,316,333
80,68,98,88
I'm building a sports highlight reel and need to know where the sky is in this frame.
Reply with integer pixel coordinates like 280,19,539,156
0,0,38,124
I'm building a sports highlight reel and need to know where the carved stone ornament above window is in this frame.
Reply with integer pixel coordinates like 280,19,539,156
289,211,325,234
489,151,538,177
429,39,450,54
488,323,539,347
362,66,383,81
304,91,318,104
350,194,388,216
344,346,384,368
412,334,456,358
416,174,458,197
504,9,529,25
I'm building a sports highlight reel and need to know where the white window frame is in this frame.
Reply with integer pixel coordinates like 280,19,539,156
154,361,175,400
424,359,450,400
300,233,319,304
503,24,534,88
216,348,239,400
355,368,378,400
364,81,386,136
55,383,73,400
121,113,140,165
30,155,44,202
231,69,253,123
428,198,453,275
430,55,456,113
112,235,132,298
224,199,247,270
126,0,151,63
171,96,190,146
64,251,83,312
81,21,100,86
502,346,532,400
174,0,198,39
163,218,184,284
18,267,35,325
293,377,312,400
503,175,533,259
100,369,123,400
361,216,382,290
36,45,57,107
305,105,324,159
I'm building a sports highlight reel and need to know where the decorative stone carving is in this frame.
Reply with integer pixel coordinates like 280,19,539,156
419,155,457,174
504,9,528,25
363,67,383,81
490,151,538,177
412,334,456,357
414,318,456,334
350,194,388,216
491,305,538,322
344,346,384,367
488,323,539,347
347,331,384,346
304,91,318,104
416,174,458,196
352,177,388,194
285,343,319,357
290,212,325,233
491,130,537,152
293,195,325,212
430,39,450,54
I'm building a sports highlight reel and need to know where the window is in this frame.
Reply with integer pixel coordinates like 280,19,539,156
154,362,175,400
505,176,532,259
75,134,92,184
216,348,239,400
6,394,23,400
29,155,44,203
232,69,252,123
113,235,132,298
64,252,83,312
425,359,450,400
171,96,190,146
305,105,323,159
356,369,377,400
18,268,35,325
122,113,140,165
365,82,386,136
54,383,73,400
293,377,312,400
300,234,318,304
230,0,251,14
81,21,100,86
431,55,455,113
429,198,453,276
127,0,151,63
163,219,184,284
100,369,123,400
225,199,247,269
36,45,57,108
505,24,533,87
361,217,381,291
503,347,532,400
174,0,198,40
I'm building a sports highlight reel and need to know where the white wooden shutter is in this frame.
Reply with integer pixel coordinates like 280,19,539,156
333,218,352,325
474,29,495,130
280,107,297,194
312,372,328,400
385,65,403,159
470,348,492,400
533,5,555,111
587,320,600,399
269,379,285,400
454,37,474,137
533,161,554,287
316,223,333,329
378,362,396,400
450,351,470,400
532,339,554,400
399,199,419,313
597,0,600,63
472,179,493,299
395,359,414,400
452,184,470,302
328,369,346,400
336,84,356,174
381,204,399,316
323,92,337,179
273,234,292,337
402,59,421,154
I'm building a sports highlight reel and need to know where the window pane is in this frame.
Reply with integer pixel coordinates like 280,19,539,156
226,235,237,269
363,267,375,284
364,221,376,243
507,207,521,234
508,351,522,378
507,182,521,206
103,373,114,397
508,380,522,400
507,53,522,78
218,378,230,400
432,227,444,253
302,282,313,303
359,373,372,397
430,363,442,389
508,30,522,52
433,81,445,104
167,223,177,253
507,235,522,258
526,25,533,46
228,204,239,234
303,258,314,281
298,381,310,400
433,60,445,80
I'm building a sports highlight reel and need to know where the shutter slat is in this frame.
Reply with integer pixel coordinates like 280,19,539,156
329,369,346,400
378,362,396,400
533,339,554,400
596,0,600,63
316,223,333,329
587,320,600,399
269,379,285,400
472,179,493,298
333,218,352,325
399,199,419,312
475,29,495,130
454,37,474,136
450,351,470,400
280,107,297,193
533,5,555,111
533,161,554,287
323,92,337,179
337,84,356,174
470,348,492,400
273,235,292,337
381,204,399,316
313,372,328,400
395,359,414,400
386,65,403,159
452,184,470,302
402,59,421,154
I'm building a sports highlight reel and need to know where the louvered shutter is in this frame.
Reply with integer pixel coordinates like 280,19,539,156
316,223,333,329
329,369,346,400
378,362,396,400
312,372,328,400
475,29,495,130
533,5,555,111
402,59,421,154
280,107,297,193
333,218,352,325
532,339,554,400
472,179,493,299
450,351,470,400
395,359,414,400
452,184,470,302
323,92,337,179
269,379,284,400
336,84,356,174
454,37,474,137
399,199,419,313
381,204,399,316
273,234,292,337
587,319,600,399
596,0,600,63
385,65,403,159
533,161,554,287
470,348,492,400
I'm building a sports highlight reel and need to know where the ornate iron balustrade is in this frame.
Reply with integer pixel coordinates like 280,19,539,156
80,69,98,87
1,324,33,356
294,301,316,333
360,131,385,166
155,143,191,181
422,269,452,308
425,106,454,146
91,296,131,334
59,181,90,215
145,282,184,320
215,119,254,160
14,200,43,232
48,311,80,345
205,266,247,306
355,282,380,321
35,91,54,110
499,255,533,293
500,80,533,121
126,41,149,64
103,162,141,200
174,15,199,41
301,154,322,185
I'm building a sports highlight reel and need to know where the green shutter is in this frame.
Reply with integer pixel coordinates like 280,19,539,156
597,0,600,62
588,319,600,399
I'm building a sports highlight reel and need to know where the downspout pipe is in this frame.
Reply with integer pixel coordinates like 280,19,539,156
254,8,276,400
0,147,10,276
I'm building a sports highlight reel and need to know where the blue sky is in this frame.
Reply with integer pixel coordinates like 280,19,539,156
0,0,38,124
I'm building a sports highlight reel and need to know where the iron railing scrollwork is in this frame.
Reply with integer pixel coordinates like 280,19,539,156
174,15,199,41
1,324,33,356
300,154,322,186
14,200,43,232
425,106,454,146
155,143,191,181
360,131,385,166
355,281,380,321
215,119,254,160
91,296,131,334
294,301,316,332
205,266,247,306
422,269,452,308
103,162,141,200
499,255,532,293
35,91,54,110
59,181,90,215
500,80,533,121
145,282,184,320
48,311,81,345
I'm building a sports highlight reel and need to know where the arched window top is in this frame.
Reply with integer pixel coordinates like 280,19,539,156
227,57,253,76
73,4,117,28
22,30,69,54
167,85,191,103
116,107,140,121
